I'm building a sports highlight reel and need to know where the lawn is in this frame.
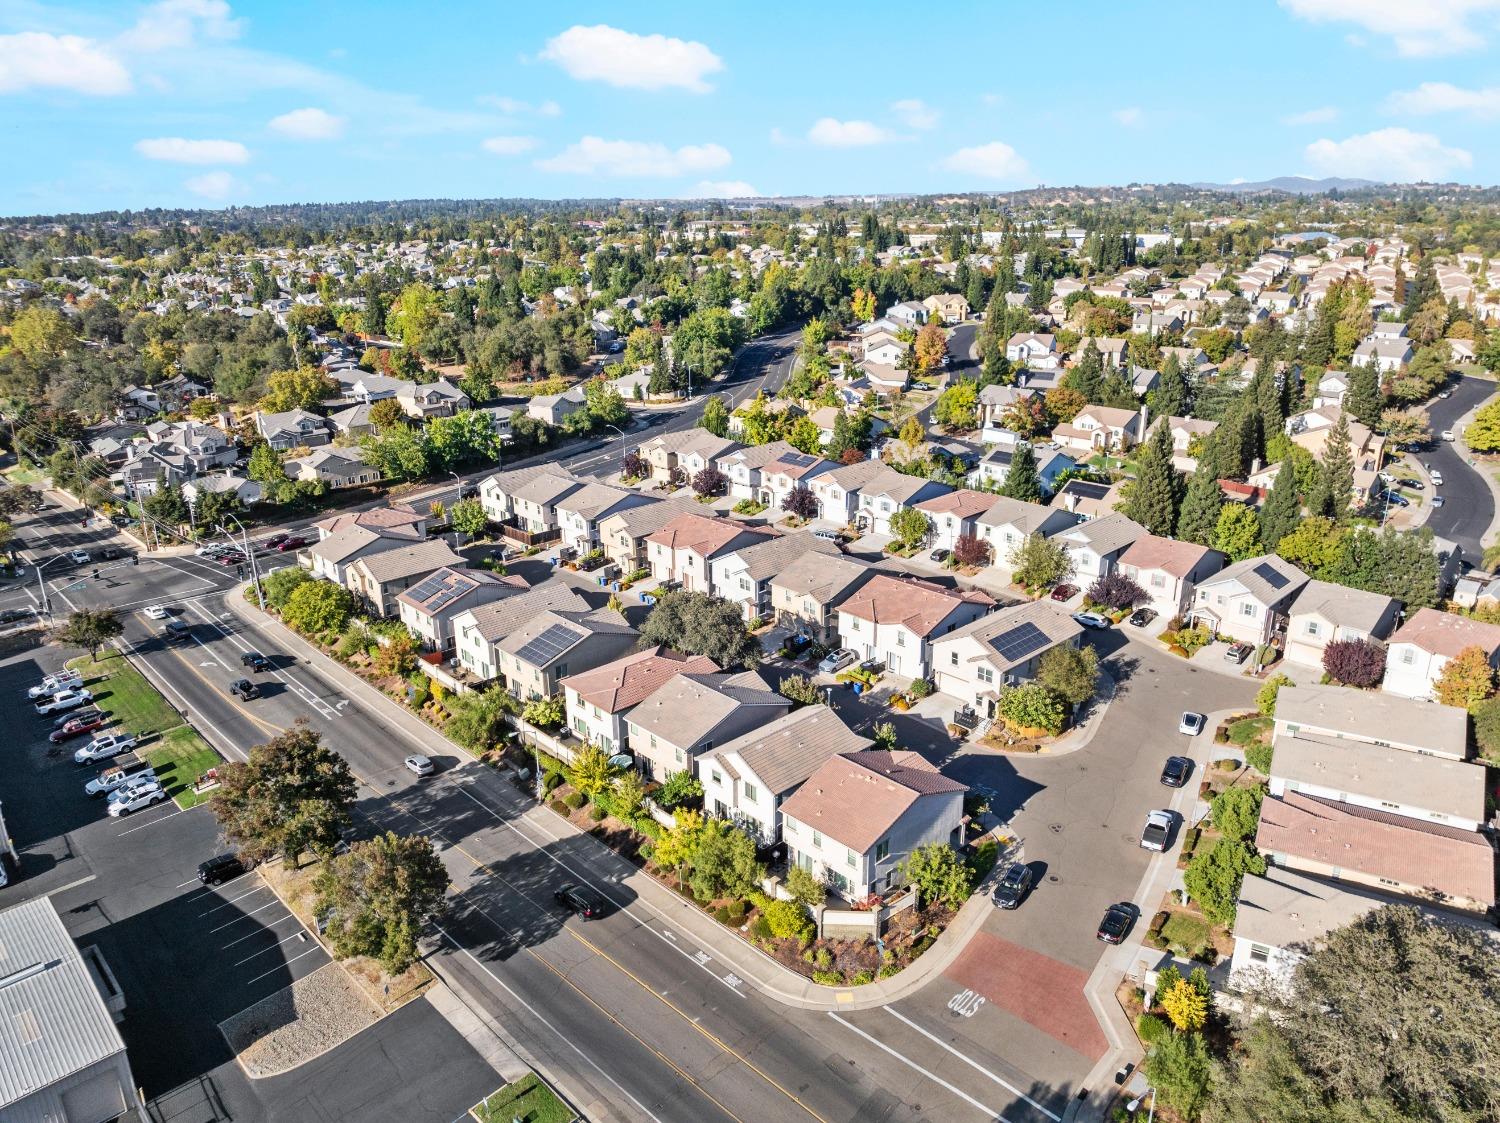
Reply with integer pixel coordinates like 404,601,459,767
1226,715,1272,747
1160,912,1212,958
3,465,47,486
68,652,182,737
471,1074,573,1123
145,726,221,809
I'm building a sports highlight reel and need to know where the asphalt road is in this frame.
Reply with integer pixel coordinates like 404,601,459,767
1422,373,1496,561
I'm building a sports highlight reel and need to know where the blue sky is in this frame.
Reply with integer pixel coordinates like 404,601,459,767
4,0,1500,214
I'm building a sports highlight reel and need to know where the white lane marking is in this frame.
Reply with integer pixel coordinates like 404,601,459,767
233,932,305,965
244,945,323,987
114,807,188,836
208,898,284,933
39,873,98,899
200,884,268,916
947,989,985,1017
222,913,300,950
190,633,226,669
184,601,340,720
432,924,665,1123
827,1013,1007,1122
884,1007,1062,1121
113,635,246,763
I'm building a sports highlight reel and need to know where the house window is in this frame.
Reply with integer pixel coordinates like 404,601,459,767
896,631,906,647
950,652,959,666
1305,620,1321,637
711,770,722,785
846,849,857,869
1401,649,1415,665
1248,943,1271,964
977,666,993,684
744,783,758,802
1239,602,1257,618
1150,573,1166,588
875,838,890,862
812,831,823,848
675,748,684,763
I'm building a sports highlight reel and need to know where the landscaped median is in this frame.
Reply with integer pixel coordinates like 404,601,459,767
67,651,221,808
470,1073,575,1123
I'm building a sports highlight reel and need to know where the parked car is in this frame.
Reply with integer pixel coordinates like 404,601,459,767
992,864,1034,910
1432,495,1446,507
28,669,83,698
1431,470,1445,486
1160,755,1192,788
49,711,109,742
276,536,307,552
1178,711,1206,737
1224,642,1254,665
1049,584,1078,602
809,528,840,543
107,783,167,817
1379,490,1410,508
1441,431,1456,442
817,648,857,675
142,604,169,620
85,764,157,799
73,732,136,764
35,688,94,715
1140,810,1174,852
240,651,271,672
197,852,247,886
928,548,951,563
1097,903,1135,944
554,883,607,920
67,550,90,565
1127,607,1157,627
1439,389,1452,399
404,754,435,778
229,678,259,700
1072,611,1110,630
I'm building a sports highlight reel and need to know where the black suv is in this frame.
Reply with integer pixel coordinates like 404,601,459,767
229,678,260,700
1160,756,1192,788
240,651,271,672
198,853,246,886
554,883,607,919
162,620,191,643
992,864,1034,910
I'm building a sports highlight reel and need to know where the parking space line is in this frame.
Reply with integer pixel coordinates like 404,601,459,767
208,898,283,933
826,1013,1006,1123
883,1007,1061,1121
115,807,188,836
233,932,305,966
244,946,322,987
199,884,268,916
221,913,299,949
175,877,201,889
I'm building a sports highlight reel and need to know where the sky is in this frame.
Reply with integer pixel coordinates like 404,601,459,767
4,0,1500,215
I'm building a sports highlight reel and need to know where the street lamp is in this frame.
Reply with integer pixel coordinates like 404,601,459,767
217,514,264,610
34,554,69,620
1126,1087,1156,1123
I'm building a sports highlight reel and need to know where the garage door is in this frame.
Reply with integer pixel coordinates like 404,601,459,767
60,1070,126,1123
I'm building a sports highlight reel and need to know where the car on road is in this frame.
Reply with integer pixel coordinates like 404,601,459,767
240,651,271,672
276,536,307,552
1127,607,1157,627
1049,584,1078,602
928,548,950,564
50,711,109,742
1140,810,1174,852
1439,389,1452,399
28,669,83,698
67,550,90,565
992,864,1034,910
216,551,246,567
404,754,435,778
1097,903,1135,944
142,604,169,620
1160,755,1193,788
263,532,290,549
1072,611,1111,630
1432,495,1446,507
106,784,168,817
0,607,34,626
229,678,259,700
554,883,607,920
35,688,95,715
162,621,192,643
73,732,135,764
1178,711,1206,737
85,764,157,798
1431,470,1445,486
198,853,247,886
1224,642,1254,665
817,648,857,674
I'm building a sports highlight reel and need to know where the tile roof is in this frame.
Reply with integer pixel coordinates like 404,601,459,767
1200,554,1309,604
724,533,840,582
916,488,1000,520
839,574,994,636
306,524,422,566
561,647,719,713
1389,606,1500,659
781,750,965,853
1119,533,1220,578
700,707,872,795
1058,511,1148,556
314,506,425,535
938,599,1085,672
1273,732,1484,821
1274,681,1467,755
646,513,772,558
395,565,522,614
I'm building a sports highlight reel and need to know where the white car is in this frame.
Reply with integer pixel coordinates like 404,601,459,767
817,648,858,675
1432,495,1446,507
404,754,435,778
73,732,136,764
142,605,169,620
1072,611,1111,630
28,670,83,698
85,766,156,799
1441,431,1456,442
1431,470,1445,486
107,784,167,816
68,550,90,565
1140,810,1174,852
35,688,94,715
1178,711,1206,737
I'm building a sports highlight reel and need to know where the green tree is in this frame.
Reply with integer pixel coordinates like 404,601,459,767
1210,786,1264,843
521,695,564,729
369,398,407,431
1124,422,1183,535
999,681,1069,734
1214,503,1261,561
1065,340,1104,401
1145,1031,1213,1120
312,831,450,974
1147,353,1188,418
1177,460,1226,547
211,723,357,868
282,579,355,635
700,394,730,438
687,820,762,901
1321,413,1355,524
1160,977,1209,1032
1378,406,1430,446
448,498,489,539
1257,462,1302,552
570,744,619,801
787,415,822,455
900,842,972,909
1466,398,1500,453
583,378,629,428
1257,672,1292,716
443,688,516,754
54,609,122,658
889,506,932,551
387,283,441,351
427,410,501,471
1008,533,1074,588
639,590,760,669
933,379,979,430
1275,516,1343,575
259,367,336,413
650,808,704,884
784,865,826,909
999,442,1043,502
1036,644,1099,706
1183,837,1265,927
1345,363,1382,427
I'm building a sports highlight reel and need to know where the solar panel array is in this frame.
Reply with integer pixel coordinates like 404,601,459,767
780,452,817,468
1253,562,1289,590
515,621,584,666
987,621,1050,664
1065,480,1112,501
405,571,474,612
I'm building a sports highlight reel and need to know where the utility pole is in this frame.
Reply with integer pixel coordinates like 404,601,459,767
219,515,263,609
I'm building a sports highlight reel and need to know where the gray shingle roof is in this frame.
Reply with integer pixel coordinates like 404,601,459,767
627,672,788,747
1273,732,1484,821
1200,553,1309,604
1289,579,1397,633
772,552,874,604
459,583,591,642
699,707,871,795
726,533,840,582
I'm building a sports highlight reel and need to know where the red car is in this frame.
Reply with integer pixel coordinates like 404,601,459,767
49,711,109,743
276,535,307,552
1049,584,1078,602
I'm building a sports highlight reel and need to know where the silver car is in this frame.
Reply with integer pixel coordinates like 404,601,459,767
817,649,857,674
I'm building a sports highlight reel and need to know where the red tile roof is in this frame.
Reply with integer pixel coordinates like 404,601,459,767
838,575,993,637
560,647,719,713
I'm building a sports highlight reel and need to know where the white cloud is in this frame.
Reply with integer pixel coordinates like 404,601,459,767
538,99,562,117
478,94,563,117
136,137,249,164
1282,106,1339,125
1278,0,1500,56
1387,81,1500,116
1304,127,1472,181
536,136,730,177
942,140,1032,182
539,25,723,92
891,98,939,129
1112,106,1143,127
0,32,132,95
807,118,894,147
185,170,234,199
683,180,760,198
481,135,538,156
119,0,242,52
268,107,345,140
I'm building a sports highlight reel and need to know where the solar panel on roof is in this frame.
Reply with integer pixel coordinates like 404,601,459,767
1253,562,1290,590
987,621,1050,664
406,574,449,603
781,452,816,467
1065,480,1112,500
515,621,584,666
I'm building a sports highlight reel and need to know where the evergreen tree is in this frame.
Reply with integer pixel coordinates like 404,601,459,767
1065,341,1104,401
1321,413,1355,524
1258,461,1302,552
999,443,1043,502
1214,402,1255,480
1123,422,1182,536
1178,460,1226,546
1303,464,1334,519
1147,353,1187,418
1253,367,1285,439
1402,254,1438,320
1346,363,1382,428
1097,371,1138,410
1302,303,1335,367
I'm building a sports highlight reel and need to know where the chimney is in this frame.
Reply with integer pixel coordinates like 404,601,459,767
1250,457,1263,476
1065,492,1079,513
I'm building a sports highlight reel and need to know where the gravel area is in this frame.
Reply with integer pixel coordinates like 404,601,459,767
220,962,382,1078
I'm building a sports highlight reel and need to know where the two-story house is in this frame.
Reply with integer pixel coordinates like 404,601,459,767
303,524,424,584
808,458,889,526
856,469,954,537
760,451,837,512
256,409,333,450
770,553,877,646
1282,580,1400,670
396,566,525,652
1052,512,1148,582
509,472,585,539
561,647,719,754
645,514,776,594
913,489,1000,552
598,498,700,575
976,496,1083,568
837,575,994,680
496,609,639,701
1005,333,1059,369
638,428,740,485
715,440,797,502
396,378,470,419
1050,405,1147,455
1382,607,1500,702
710,533,842,622
554,483,657,554
345,538,465,618
627,672,791,782
922,292,970,325
932,600,1084,715
1189,555,1310,647
1116,534,1226,619
451,584,593,686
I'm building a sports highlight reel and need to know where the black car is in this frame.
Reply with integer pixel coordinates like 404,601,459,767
198,853,246,886
1097,903,1135,944
1160,755,1192,788
1127,607,1157,627
992,864,1034,910
162,620,192,643
229,678,259,700
240,651,272,672
554,883,607,919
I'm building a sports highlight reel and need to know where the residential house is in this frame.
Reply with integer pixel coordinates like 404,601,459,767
969,441,1075,495
710,533,842,622
1382,606,1500,701
527,384,588,426
761,451,836,511
396,565,525,652
1079,336,1128,369
1282,580,1401,669
911,489,998,552
508,472,585,539
638,427,741,485
561,647,719,754
350,373,407,402
716,440,797,501
781,750,966,900
860,331,907,368
554,483,657,554
922,292,971,324
645,514,776,594
1312,372,1349,410
598,497,700,574
699,707,872,846
284,447,380,489
117,374,209,418
1116,534,1226,618
181,472,262,509
885,300,927,327
976,495,1083,564
1052,478,1126,520
256,408,333,450
1285,407,1386,501
770,553,877,645
837,575,994,680
932,600,1084,715
1052,512,1148,582
328,401,376,438
496,609,639,701
303,524,423,584
345,538,465,618
809,457,889,525
452,583,593,686
1005,333,1059,370
313,505,427,540
1351,337,1413,371
1050,405,1147,455
858,360,910,397
478,465,564,523
1189,555,1310,647
1150,415,1218,471
855,469,953,536
627,672,791,781
397,378,470,419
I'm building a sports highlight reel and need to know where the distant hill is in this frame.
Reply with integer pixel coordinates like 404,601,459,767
1190,176,1382,194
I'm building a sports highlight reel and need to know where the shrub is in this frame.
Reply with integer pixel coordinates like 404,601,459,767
998,682,1068,735
1150,910,1170,934
713,906,731,924
589,805,607,822
779,674,823,706
655,770,703,811
1322,637,1387,688
812,969,844,985
909,934,936,958
908,678,933,698
849,970,874,985
749,916,772,939
1211,785,1264,842
761,899,814,941
1256,673,1292,716
1087,571,1148,610
1473,695,1500,764
1245,741,1273,775
726,899,747,923
543,771,564,794
1136,1012,1171,1046
878,964,900,979
813,947,833,969
550,799,569,815
563,791,587,811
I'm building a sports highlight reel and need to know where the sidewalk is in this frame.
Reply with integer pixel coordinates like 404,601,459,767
223,588,1010,1013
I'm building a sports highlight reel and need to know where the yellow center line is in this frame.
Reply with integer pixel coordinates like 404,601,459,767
161,639,286,738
